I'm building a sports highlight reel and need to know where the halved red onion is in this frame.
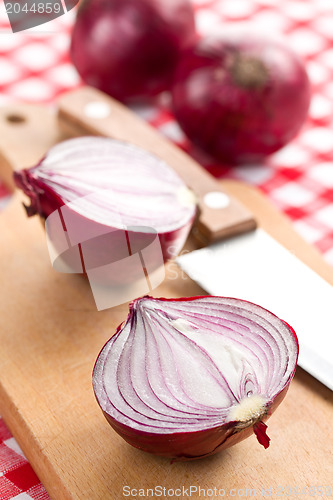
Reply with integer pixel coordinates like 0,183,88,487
14,137,197,282
93,295,299,460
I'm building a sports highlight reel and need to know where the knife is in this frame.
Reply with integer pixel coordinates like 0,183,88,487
56,86,330,390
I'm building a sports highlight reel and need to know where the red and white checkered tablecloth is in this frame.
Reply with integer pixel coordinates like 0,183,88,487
1,0,333,498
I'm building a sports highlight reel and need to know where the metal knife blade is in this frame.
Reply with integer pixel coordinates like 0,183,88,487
177,227,333,391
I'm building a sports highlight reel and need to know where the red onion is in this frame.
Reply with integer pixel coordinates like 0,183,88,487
70,0,196,102
14,137,196,284
172,32,311,164
93,295,299,460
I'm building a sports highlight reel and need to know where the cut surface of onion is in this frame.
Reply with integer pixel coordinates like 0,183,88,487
93,295,299,460
14,137,197,274
14,136,196,233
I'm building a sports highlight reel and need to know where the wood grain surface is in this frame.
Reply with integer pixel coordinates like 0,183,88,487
0,96,332,499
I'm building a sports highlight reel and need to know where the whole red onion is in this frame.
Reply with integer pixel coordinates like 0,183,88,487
70,0,196,102
93,296,299,460
172,32,311,164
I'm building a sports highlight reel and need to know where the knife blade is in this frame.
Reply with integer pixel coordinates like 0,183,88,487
177,228,333,391
55,86,333,391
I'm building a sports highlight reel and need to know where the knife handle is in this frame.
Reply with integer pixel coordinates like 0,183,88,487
57,86,257,244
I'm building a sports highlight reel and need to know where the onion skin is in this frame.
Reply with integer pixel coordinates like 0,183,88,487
14,169,64,219
70,0,196,102
93,296,299,460
172,32,311,164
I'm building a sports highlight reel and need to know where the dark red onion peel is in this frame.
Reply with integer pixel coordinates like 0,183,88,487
93,295,299,460
70,0,196,102
172,31,311,164
14,137,197,287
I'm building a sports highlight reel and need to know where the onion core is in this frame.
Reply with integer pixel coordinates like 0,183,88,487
93,295,299,459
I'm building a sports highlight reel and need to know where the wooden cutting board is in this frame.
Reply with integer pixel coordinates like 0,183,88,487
0,97,332,500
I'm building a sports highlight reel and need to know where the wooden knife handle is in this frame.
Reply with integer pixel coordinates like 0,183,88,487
58,86,257,243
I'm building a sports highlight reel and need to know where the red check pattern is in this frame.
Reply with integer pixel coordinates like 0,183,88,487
1,0,333,497
0,420,49,499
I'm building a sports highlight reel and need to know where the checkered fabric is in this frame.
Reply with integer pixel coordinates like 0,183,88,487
1,0,333,497
0,420,49,499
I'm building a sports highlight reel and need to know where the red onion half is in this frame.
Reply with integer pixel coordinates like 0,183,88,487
70,0,196,102
172,32,311,164
93,296,299,460
14,137,196,284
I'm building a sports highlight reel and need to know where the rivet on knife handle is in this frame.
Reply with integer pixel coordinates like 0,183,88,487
57,86,257,243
